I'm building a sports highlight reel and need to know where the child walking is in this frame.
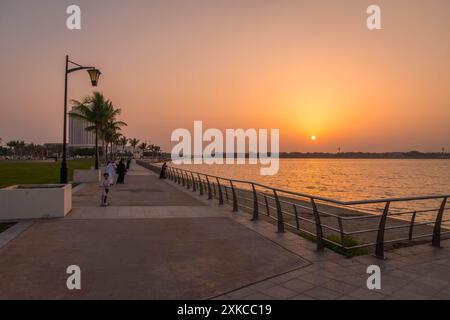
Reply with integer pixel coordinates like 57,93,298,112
100,173,111,207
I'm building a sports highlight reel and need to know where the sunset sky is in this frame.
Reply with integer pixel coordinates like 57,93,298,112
0,0,449,152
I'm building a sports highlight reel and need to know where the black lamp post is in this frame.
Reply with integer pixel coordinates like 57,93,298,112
60,55,101,184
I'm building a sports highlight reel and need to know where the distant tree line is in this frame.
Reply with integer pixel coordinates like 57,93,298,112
0,140,47,159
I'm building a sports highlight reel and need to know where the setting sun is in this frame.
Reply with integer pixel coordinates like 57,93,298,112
311,135,317,141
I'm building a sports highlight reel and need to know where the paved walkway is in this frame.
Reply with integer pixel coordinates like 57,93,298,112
0,163,449,300
159,168,450,300
0,164,307,299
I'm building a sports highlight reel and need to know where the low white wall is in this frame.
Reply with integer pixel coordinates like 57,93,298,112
73,169,101,183
0,184,72,220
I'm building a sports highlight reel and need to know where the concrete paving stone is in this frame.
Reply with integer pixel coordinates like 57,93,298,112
289,294,316,300
433,258,450,265
384,252,404,260
383,259,412,269
323,266,357,277
281,266,316,278
227,287,256,299
246,280,278,292
434,285,450,299
348,288,387,300
321,279,359,294
300,271,336,285
389,288,434,300
336,274,371,288
302,286,343,300
426,263,450,275
332,258,365,267
379,275,410,290
399,265,434,276
353,255,380,265
313,260,342,270
261,285,298,299
241,293,273,300
385,269,421,281
415,275,450,291
280,278,317,293
376,284,407,296
396,281,443,297
211,295,232,300
269,271,307,284
336,295,358,300
293,264,322,274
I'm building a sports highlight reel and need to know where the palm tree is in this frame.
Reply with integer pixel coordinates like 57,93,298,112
70,92,110,169
102,117,127,159
118,136,128,151
129,138,140,154
138,142,148,157
98,100,126,161
6,140,18,158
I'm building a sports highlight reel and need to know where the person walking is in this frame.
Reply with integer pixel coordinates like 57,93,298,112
100,173,111,206
116,159,127,184
106,160,116,185
159,162,168,179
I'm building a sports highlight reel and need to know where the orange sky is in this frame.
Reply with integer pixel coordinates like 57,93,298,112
0,0,449,152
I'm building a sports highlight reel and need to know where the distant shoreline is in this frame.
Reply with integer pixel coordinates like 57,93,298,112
172,151,450,160
278,152,449,159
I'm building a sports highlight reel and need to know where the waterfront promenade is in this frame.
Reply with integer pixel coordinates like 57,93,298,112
0,163,449,299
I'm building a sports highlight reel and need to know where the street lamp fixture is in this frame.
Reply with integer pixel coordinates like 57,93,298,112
60,55,101,184
87,68,101,86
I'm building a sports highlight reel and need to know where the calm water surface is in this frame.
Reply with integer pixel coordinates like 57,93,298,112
174,159,450,202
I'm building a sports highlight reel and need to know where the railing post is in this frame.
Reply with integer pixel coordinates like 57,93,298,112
177,169,181,184
337,217,345,248
273,190,285,233
230,181,238,212
408,211,417,241
375,201,391,259
206,176,212,200
198,174,204,195
432,197,448,247
310,198,324,252
191,173,197,192
181,171,185,186
216,178,224,205
264,195,270,216
293,204,299,230
251,184,259,221
224,186,229,201
186,172,190,189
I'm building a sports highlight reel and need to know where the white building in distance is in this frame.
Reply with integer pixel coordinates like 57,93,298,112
69,106,96,148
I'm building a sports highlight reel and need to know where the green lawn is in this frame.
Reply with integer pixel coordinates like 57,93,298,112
0,159,95,188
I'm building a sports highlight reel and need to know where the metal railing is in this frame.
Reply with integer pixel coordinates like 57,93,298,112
138,161,449,259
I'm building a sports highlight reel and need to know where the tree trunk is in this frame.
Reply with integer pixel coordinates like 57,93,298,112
102,137,106,162
95,127,99,169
